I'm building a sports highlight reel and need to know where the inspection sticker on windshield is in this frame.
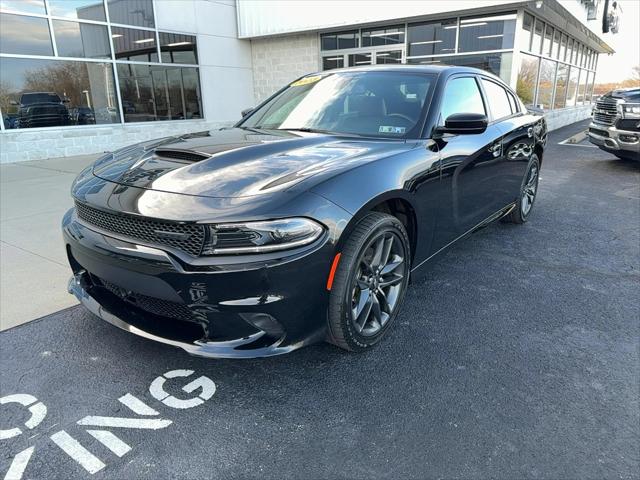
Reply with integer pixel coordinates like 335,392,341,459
290,75,322,87
379,126,406,134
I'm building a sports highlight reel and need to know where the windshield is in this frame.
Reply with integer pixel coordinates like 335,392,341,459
21,93,62,104
240,71,435,139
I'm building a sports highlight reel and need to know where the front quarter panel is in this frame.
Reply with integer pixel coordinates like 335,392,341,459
310,141,441,264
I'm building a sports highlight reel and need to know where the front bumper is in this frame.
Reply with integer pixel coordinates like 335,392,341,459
588,122,640,158
63,209,334,358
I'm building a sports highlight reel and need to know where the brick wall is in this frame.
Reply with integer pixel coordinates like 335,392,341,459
250,33,320,103
0,120,230,164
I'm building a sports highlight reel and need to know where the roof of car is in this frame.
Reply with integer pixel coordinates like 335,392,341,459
306,64,506,86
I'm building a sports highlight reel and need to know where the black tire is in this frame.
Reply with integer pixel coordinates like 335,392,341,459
327,212,411,352
502,154,540,224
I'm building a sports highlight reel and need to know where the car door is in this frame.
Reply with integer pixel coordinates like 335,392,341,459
432,75,507,251
479,77,534,208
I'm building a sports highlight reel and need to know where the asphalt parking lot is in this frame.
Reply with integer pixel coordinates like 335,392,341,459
1,120,638,480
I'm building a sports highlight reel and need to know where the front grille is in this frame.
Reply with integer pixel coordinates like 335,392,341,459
99,277,194,321
154,149,209,162
593,98,618,126
75,201,205,256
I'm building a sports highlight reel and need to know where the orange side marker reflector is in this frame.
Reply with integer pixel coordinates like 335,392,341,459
326,253,342,291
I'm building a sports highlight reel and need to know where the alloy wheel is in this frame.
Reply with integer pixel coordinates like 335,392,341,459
349,231,406,337
521,162,539,217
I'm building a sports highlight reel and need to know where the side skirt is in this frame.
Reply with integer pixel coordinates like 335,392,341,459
409,202,517,282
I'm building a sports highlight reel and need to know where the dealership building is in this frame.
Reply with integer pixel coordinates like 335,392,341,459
0,0,615,163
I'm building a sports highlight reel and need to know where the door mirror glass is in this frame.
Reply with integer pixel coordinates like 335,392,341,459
437,113,488,135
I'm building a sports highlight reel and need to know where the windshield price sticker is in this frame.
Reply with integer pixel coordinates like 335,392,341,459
290,75,322,87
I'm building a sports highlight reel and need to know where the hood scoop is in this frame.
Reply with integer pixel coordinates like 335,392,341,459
154,148,210,163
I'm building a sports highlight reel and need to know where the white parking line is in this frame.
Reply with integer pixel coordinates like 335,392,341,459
87,430,132,457
50,431,105,474
3,447,33,480
77,416,172,429
118,393,159,416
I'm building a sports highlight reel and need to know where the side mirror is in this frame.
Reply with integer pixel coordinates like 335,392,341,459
10,100,18,106
435,113,488,135
241,107,253,118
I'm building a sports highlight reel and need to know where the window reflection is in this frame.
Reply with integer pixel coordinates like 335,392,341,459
348,53,371,67
117,64,201,122
320,30,358,50
375,50,402,64
407,18,456,58
553,62,568,109
53,20,111,59
458,13,516,53
565,66,579,107
159,32,197,64
0,13,53,55
0,57,119,129
48,0,106,22
111,26,157,62
362,25,404,47
516,53,539,105
107,0,154,28
0,0,45,15
322,55,344,70
536,58,556,109
408,53,512,83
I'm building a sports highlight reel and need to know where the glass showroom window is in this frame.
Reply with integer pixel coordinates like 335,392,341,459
0,13,53,55
117,64,202,122
552,29,561,59
0,0,46,15
49,0,106,22
407,18,457,58
553,62,569,109
408,53,512,83
576,69,589,104
531,18,544,54
542,24,553,57
516,53,539,105
458,13,516,53
0,57,120,129
320,30,358,51
322,55,344,70
107,0,154,28
565,66,580,107
160,32,198,64
348,53,372,67
362,25,404,47
376,50,402,64
111,26,158,62
536,58,556,109
53,20,111,59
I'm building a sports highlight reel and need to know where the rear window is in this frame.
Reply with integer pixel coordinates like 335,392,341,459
481,79,512,120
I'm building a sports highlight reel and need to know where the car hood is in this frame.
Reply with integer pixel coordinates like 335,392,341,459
602,88,640,102
92,128,413,198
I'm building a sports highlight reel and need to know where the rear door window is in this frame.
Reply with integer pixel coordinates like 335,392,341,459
481,78,513,120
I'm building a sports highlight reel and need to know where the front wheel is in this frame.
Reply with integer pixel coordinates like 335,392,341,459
502,154,540,224
327,212,410,352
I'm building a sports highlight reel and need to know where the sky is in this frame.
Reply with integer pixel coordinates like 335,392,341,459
595,0,640,84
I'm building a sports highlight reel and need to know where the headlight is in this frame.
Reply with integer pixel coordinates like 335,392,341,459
201,218,324,255
618,103,640,119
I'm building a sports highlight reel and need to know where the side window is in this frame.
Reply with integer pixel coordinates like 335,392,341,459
439,77,485,125
481,79,513,120
507,90,520,113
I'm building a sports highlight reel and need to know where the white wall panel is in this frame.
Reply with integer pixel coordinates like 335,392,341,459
200,66,255,121
195,0,239,38
198,34,252,68
237,0,522,38
155,0,197,32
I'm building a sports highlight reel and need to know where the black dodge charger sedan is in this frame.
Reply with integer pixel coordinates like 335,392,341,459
63,65,547,358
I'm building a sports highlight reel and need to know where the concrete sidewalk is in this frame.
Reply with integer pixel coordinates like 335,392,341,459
0,154,100,330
